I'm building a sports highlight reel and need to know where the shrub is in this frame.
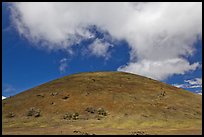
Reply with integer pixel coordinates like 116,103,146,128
50,102,55,105
34,111,41,117
92,79,96,82
27,107,41,117
73,130,80,133
50,92,58,96
27,108,34,116
62,95,69,100
97,115,103,120
36,94,44,97
7,112,15,118
130,131,147,135
63,113,72,120
63,112,79,120
72,113,79,120
97,108,107,116
85,107,96,114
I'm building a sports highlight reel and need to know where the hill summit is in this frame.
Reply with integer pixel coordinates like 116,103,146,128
2,71,202,135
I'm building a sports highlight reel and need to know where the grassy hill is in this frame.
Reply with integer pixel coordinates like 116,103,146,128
2,71,202,135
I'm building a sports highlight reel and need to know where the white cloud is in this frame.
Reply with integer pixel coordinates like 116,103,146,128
9,2,202,80
173,77,202,89
189,85,202,88
88,38,113,59
185,78,202,85
59,58,68,73
185,78,202,88
60,58,68,63
2,96,6,100
196,89,202,95
172,84,186,88
195,90,202,93
118,58,199,80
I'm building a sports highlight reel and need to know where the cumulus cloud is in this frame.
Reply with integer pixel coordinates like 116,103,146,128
2,96,6,100
185,78,202,85
172,84,185,88
59,58,68,73
88,38,113,59
173,77,202,89
118,58,199,80
195,90,202,95
9,2,202,80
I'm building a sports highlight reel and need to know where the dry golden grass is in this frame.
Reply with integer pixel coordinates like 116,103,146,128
2,71,202,135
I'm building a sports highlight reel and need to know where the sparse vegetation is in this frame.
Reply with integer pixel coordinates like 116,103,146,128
50,102,55,105
7,112,15,118
165,106,176,110
73,130,95,135
72,113,79,120
50,92,58,96
141,114,148,118
85,107,96,114
36,94,44,98
161,91,166,96
92,79,96,82
97,108,107,116
85,107,107,120
27,107,41,117
85,92,90,96
63,112,79,120
130,131,147,135
63,113,72,120
62,95,69,100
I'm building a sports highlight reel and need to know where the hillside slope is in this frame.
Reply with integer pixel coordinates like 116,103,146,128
2,72,202,135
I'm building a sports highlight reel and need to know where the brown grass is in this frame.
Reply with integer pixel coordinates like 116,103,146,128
2,71,202,135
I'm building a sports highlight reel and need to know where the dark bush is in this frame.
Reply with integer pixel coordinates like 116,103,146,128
34,112,40,117
63,113,72,120
73,130,94,135
63,112,79,120
97,115,103,120
97,108,107,116
50,92,58,96
7,112,15,118
27,107,41,117
62,95,69,100
85,92,90,96
73,130,80,133
130,131,147,135
161,91,166,96
72,113,79,120
131,131,141,135
50,102,55,105
36,94,44,97
85,107,96,114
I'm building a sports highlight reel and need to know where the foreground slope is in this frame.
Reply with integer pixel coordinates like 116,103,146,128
2,72,202,135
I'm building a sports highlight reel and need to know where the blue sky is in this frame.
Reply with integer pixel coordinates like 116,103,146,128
2,2,202,97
